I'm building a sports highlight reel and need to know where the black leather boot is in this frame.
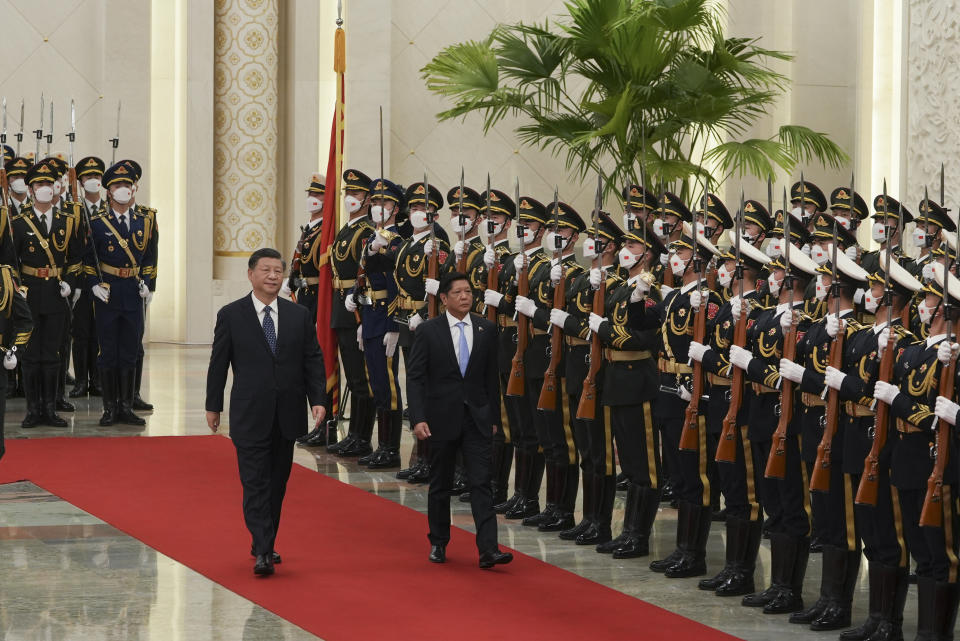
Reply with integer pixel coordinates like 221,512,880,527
20,366,43,428
744,530,790,608
407,438,431,483
810,547,860,630
840,562,882,640
339,405,374,457
790,543,836,625
612,484,660,559
368,410,401,469
327,395,360,452
700,516,741,591
764,535,808,614
399,437,427,479
931,581,960,641
523,463,558,527
665,503,711,578
560,472,595,541
650,499,688,572
598,480,640,554
715,518,762,597
491,441,513,506
69,346,88,397
132,354,153,411
98,367,118,426
42,367,68,427
578,474,615,545
359,409,387,465
866,565,908,641
913,577,935,641
539,464,577,532
505,451,543,520
56,352,74,412
116,368,146,426
494,448,523,514
88,356,101,396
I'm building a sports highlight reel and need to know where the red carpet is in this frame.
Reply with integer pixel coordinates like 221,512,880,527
0,436,739,641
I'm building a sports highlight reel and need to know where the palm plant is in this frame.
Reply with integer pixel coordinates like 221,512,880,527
421,0,847,202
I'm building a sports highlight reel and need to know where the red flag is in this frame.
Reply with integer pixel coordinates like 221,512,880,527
314,27,346,416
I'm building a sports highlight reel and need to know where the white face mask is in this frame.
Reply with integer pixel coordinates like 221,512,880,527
344,195,362,214
863,288,881,314
810,243,830,266
923,262,936,282
370,204,392,224
83,178,101,193
53,181,62,196
872,221,889,244
652,218,670,239
912,227,926,249
618,247,640,270
306,196,324,214
800,243,812,256
33,185,54,204
410,209,430,230
814,274,829,301
917,299,935,325
622,213,636,231
742,231,758,246
522,227,537,245
112,186,133,205
836,215,851,230
767,273,782,297
669,253,687,277
10,178,27,194
765,238,783,258
485,220,504,238
582,237,599,260
544,231,568,252
451,213,474,234
717,264,734,288
791,206,810,224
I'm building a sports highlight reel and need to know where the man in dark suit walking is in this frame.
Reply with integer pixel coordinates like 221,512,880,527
406,271,513,569
205,247,326,576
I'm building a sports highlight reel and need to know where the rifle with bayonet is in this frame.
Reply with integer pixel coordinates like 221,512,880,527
506,182,530,397
34,94,43,160
577,175,605,420
680,180,709,451
456,167,467,273
45,101,53,158
15,99,24,156
485,174,499,323
109,101,121,164
425,172,438,319
538,186,564,410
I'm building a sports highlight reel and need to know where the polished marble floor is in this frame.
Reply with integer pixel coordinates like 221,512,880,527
0,344,923,640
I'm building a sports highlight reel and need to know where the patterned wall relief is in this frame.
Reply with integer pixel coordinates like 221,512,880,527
214,0,279,256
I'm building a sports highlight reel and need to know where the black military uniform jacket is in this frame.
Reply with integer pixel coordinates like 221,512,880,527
598,273,660,406
457,236,488,316
289,219,322,287
0,265,33,350
12,203,83,314
330,216,374,329
525,253,582,379
394,230,452,324
496,246,548,373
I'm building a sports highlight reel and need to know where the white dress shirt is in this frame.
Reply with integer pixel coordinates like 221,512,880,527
251,292,279,339
446,310,473,363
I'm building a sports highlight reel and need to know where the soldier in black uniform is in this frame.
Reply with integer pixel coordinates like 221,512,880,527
790,180,828,236
621,184,658,235
823,257,921,641
447,186,485,313
484,196,550,519
875,265,960,641
779,250,870,630
514,201,586,532
69,156,105,398
285,173,327,316
0,264,33,461
14,159,83,428
910,197,955,284
861,195,914,276
731,243,819,614
689,225,772,597
828,186,869,234
4,155,32,399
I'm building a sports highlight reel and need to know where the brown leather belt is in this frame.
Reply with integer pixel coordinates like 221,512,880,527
99,263,138,278
751,383,779,395
565,336,590,346
845,401,875,418
659,358,692,375
802,392,826,408
20,265,61,279
708,373,731,387
332,278,355,289
896,418,924,434
605,349,652,362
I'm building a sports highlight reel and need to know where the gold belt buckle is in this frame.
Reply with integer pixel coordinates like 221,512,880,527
36,268,49,278
119,268,132,278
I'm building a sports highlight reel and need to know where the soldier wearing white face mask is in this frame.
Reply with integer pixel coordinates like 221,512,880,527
790,180,828,237
284,174,326,310
804,212,860,321
909,197,955,284
828,186,868,234
861,194,914,276
446,186,485,315
4,156,32,218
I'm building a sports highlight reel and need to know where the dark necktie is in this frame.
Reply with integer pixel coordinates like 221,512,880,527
38,212,48,236
117,214,129,236
263,306,277,354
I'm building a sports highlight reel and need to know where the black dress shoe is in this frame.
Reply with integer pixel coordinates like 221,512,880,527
407,463,431,484
479,549,513,569
429,545,446,563
538,511,575,532
367,449,400,469
42,405,69,427
327,433,354,454
297,425,324,444
254,554,274,576
358,446,384,466
56,398,75,412
458,491,472,503
558,519,593,542
132,394,154,411
250,548,282,564
69,382,88,398
21,410,43,429
396,460,420,480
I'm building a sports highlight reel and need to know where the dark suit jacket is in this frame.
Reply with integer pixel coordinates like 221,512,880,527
406,313,500,441
205,294,326,443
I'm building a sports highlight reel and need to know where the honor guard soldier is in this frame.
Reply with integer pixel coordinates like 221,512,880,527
805,212,860,320
689,226,771,597
479,188,522,508
621,184,659,235
550,211,623,546
874,263,960,641
343,178,404,467
911,197,955,283
5,157,32,217
0,265,33,460
779,249,870,630
447,186,485,314
829,186,869,233
82,160,158,427
69,156,105,398
822,256,921,641
653,191,691,292
730,245,820,614
513,200,585,532
790,180,828,234
312,169,377,450
861,195,914,276
13,159,83,428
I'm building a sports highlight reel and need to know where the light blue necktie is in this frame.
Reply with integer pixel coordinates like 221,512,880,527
263,306,277,354
456,321,469,376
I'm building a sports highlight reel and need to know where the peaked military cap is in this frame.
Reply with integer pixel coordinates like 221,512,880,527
517,196,548,226
307,173,325,194
916,198,957,232
589,211,624,242
5,156,30,177
368,177,403,205
103,161,137,187
812,212,859,248
658,191,692,222
342,169,371,192
622,222,666,255
25,159,58,185
447,185,482,212
622,184,658,211
405,181,443,210
872,194,914,224
76,156,105,178
1,145,13,166
830,187,868,219
481,189,517,218
791,180,828,212
740,200,773,232
868,251,923,298
695,192,733,229
722,228,771,272
547,201,586,234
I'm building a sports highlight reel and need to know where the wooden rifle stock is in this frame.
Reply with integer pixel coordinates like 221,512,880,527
679,298,707,451
856,327,896,505
486,256,499,323
538,264,566,410
663,266,674,289
765,313,797,479
810,328,845,492
920,356,956,527
352,238,369,325
716,304,747,463
576,275,605,420
506,258,529,396
427,239,439,318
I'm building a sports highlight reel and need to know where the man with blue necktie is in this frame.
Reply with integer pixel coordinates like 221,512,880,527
406,271,513,569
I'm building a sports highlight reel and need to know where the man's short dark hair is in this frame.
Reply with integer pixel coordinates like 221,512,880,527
248,247,285,270
439,271,469,295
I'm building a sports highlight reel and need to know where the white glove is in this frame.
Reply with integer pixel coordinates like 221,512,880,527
588,312,607,334
628,275,651,303
824,365,846,391
2,350,16,370
589,267,602,289
138,280,149,299
779,358,806,383
872,380,900,406
454,240,466,259
679,386,692,402
357,325,364,351
369,230,389,253
280,282,292,298
71,288,82,305
689,289,702,311
344,293,358,313
59,281,72,298
876,327,891,358
513,254,526,272
935,396,960,426
423,239,434,257
408,314,424,331
660,253,670,266
826,314,841,338
424,278,440,297
515,295,537,318
550,262,563,285
550,308,570,329
937,341,958,365
853,288,865,305
801,243,812,256
484,288,503,309
660,284,674,299
845,246,859,260
92,284,110,303
728,344,752,370
687,340,709,363
383,331,399,357
483,246,496,269
779,309,793,332
144,291,154,306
